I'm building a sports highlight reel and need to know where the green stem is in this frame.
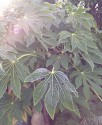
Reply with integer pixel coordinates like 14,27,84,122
17,53,35,61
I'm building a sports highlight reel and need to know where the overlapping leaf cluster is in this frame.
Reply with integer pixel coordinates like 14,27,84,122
0,0,101,124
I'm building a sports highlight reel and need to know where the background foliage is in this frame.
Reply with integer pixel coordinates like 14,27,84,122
0,0,102,124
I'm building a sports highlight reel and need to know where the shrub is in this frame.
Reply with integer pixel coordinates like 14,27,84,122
0,0,102,124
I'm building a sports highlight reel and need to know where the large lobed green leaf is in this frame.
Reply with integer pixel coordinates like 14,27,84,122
71,67,102,101
66,5,96,29
0,60,29,99
25,68,78,119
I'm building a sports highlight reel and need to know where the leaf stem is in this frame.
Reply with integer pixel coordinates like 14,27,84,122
89,86,102,102
69,61,81,72
17,53,35,61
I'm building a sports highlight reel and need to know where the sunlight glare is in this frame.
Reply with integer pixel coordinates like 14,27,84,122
0,0,11,12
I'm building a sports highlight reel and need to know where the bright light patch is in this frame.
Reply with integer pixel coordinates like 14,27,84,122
0,0,11,12
0,0,11,7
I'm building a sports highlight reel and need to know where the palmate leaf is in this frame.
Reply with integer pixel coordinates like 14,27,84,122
59,30,99,70
71,67,102,101
0,60,29,99
66,5,96,29
17,4,54,36
25,68,77,119
0,94,23,125
59,30,97,53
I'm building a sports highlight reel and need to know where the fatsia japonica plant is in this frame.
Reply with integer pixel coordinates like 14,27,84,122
0,0,102,125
